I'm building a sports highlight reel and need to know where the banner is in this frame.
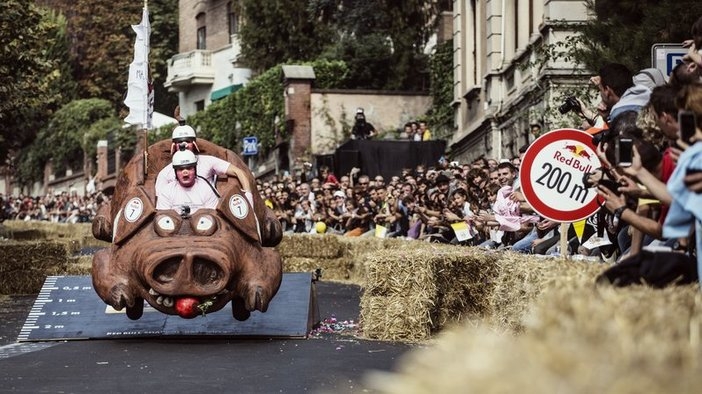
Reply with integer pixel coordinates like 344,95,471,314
124,7,152,129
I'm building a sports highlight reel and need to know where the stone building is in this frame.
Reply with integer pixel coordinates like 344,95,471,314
449,0,590,163
165,0,251,117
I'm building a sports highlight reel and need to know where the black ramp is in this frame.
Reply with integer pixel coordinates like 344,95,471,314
19,272,318,341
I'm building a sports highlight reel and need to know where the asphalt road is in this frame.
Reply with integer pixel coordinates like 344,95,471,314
0,281,416,393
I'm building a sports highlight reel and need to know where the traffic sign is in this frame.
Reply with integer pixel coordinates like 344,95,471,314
520,129,602,222
243,136,258,155
651,43,686,79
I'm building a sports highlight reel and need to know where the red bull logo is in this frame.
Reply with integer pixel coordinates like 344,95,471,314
563,144,592,161
553,145,593,173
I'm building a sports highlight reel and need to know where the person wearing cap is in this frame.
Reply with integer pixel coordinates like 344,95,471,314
155,123,254,201
350,108,377,140
156,150,220,215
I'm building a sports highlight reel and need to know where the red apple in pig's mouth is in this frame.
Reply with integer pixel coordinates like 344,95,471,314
175,297,201,319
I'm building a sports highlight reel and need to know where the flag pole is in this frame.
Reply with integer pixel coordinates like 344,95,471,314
139,0,150,180
123,1,152,181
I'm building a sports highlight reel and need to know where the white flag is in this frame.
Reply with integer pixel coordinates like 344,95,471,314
124,7,152,129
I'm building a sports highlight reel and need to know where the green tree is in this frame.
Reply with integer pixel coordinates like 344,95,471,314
313,0,440,90
241,0,441,91
0,0,75,164
44,0,178,115
16,99,117,186
240,0,336,72
572,0,702,72
425,39,454,138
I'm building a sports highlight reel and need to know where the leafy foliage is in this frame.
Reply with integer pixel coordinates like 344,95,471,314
240,0,336,72
0,1,76,164
571,0,702,72
46,0,178,115
425,40,454,138
188,60,348,154
25,99,116,181
243,0,441,91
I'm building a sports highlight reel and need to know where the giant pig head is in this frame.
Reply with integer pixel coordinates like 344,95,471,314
91,139,283,320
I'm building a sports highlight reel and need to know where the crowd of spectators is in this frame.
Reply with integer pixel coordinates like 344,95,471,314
6,18,702,283
260,14,702,277
258,155,534,249
0,190,108,224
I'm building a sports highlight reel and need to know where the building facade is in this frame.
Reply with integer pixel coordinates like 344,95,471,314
450,0,591,163
165,0,251,118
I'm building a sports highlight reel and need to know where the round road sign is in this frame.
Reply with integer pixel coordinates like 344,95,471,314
520,128,602,222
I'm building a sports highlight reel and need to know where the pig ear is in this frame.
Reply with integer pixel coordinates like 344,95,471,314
170,143,177,155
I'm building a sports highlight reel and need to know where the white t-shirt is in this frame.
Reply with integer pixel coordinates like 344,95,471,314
155,154,231,192
156,178,220,213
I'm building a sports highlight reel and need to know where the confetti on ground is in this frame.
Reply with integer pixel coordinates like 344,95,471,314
310,315,359,337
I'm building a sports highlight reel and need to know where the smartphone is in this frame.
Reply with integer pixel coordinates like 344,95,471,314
615,137,633,167
679,110,697,144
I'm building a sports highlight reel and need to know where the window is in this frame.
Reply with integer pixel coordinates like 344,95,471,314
227,2,239,37
196,13,206,50
195,100,205,112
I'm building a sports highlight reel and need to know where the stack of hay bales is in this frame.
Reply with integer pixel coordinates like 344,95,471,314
0,241,70,294
0,221,102,294
277,234,421,283
360,244,501,341
365,278,702,393
2,220,109,249
277,234,350,281
486,252,605,331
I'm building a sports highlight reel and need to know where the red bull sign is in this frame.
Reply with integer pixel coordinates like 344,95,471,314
520,128,602,222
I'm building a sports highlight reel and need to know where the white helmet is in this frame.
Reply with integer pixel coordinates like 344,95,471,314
171,124,197,141
171,149,198,169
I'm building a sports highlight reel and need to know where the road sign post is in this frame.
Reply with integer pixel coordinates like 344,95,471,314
520,128,603,223
242,136,258,156
651,43,686,79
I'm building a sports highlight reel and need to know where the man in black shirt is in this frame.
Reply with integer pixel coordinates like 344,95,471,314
351,108,377,140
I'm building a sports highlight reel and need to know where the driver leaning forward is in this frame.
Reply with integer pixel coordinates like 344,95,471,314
155,123,255,211
155,150,221,215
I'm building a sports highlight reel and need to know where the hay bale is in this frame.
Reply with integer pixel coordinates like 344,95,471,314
361,244,501,341
64,255,93,275
360,295,433,342
365,284,702,394
6,228,49,240
0,240,69,294
432,248,500,327
80,235,110,249
283,257,354,282
487,253,607,331
277,234,344,258
2,220,93,240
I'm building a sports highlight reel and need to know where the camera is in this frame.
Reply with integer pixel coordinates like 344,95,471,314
678,110,697,144
177,141,189,151
558,96,581,114
591,129,611,147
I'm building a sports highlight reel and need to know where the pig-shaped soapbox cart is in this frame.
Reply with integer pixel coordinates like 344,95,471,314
91,138,283,321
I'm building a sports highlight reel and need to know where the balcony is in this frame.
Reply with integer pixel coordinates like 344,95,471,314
165,50,215,91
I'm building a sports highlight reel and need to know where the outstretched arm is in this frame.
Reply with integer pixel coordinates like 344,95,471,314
225,164,253,191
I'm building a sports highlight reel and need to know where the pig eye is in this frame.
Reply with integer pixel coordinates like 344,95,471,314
158,216,176,231
196,216,214,231
192,214,217,235
154,214,179,236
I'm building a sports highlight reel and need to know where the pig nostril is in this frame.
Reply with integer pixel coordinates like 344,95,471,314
153,257,180,283
192,258,223,285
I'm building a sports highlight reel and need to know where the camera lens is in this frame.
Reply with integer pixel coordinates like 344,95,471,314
558,102,572,114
